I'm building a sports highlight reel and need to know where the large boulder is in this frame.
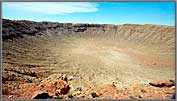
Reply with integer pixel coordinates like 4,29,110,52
38,79,70,95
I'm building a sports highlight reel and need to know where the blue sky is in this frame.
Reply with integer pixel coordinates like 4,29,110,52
2,2,175,26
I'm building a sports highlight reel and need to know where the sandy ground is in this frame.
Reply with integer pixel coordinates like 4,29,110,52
42,35,175,90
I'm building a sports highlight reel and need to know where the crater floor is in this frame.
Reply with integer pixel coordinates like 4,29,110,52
3,33,175,90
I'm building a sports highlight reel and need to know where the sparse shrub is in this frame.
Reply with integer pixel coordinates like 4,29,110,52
170,80,175,83
76,87,82,91
2,87,9,95
15,82,20,89
129,95,135,99
91,92,98,98
47,96,53,99
55,96,63,99
134,94,142,99
140,88,146,93
26,79,33,83
68,94,73,98
138,95,142,98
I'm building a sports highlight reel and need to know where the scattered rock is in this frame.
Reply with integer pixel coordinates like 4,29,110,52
42,74,63,81
42,74,68,82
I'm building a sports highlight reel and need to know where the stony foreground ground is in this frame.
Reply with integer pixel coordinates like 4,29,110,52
2,78,175,99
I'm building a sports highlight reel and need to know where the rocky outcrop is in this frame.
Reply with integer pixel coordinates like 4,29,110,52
2,19,175,47
2,19,104,41
7,79,70,99
2,73,175,99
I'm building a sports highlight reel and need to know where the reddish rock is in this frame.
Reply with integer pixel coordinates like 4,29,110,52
97,84,119,98
39,80,70,95
3,79,175,99
5,79,70,99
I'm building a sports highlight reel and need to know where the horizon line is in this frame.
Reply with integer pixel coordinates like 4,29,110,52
2,18,175,27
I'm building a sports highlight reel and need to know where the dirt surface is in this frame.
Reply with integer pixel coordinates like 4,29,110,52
2,19,175,99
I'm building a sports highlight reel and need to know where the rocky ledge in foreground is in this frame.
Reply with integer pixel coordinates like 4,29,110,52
2,79,175,99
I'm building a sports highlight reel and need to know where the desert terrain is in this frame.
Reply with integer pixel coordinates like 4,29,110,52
2,19,175,99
